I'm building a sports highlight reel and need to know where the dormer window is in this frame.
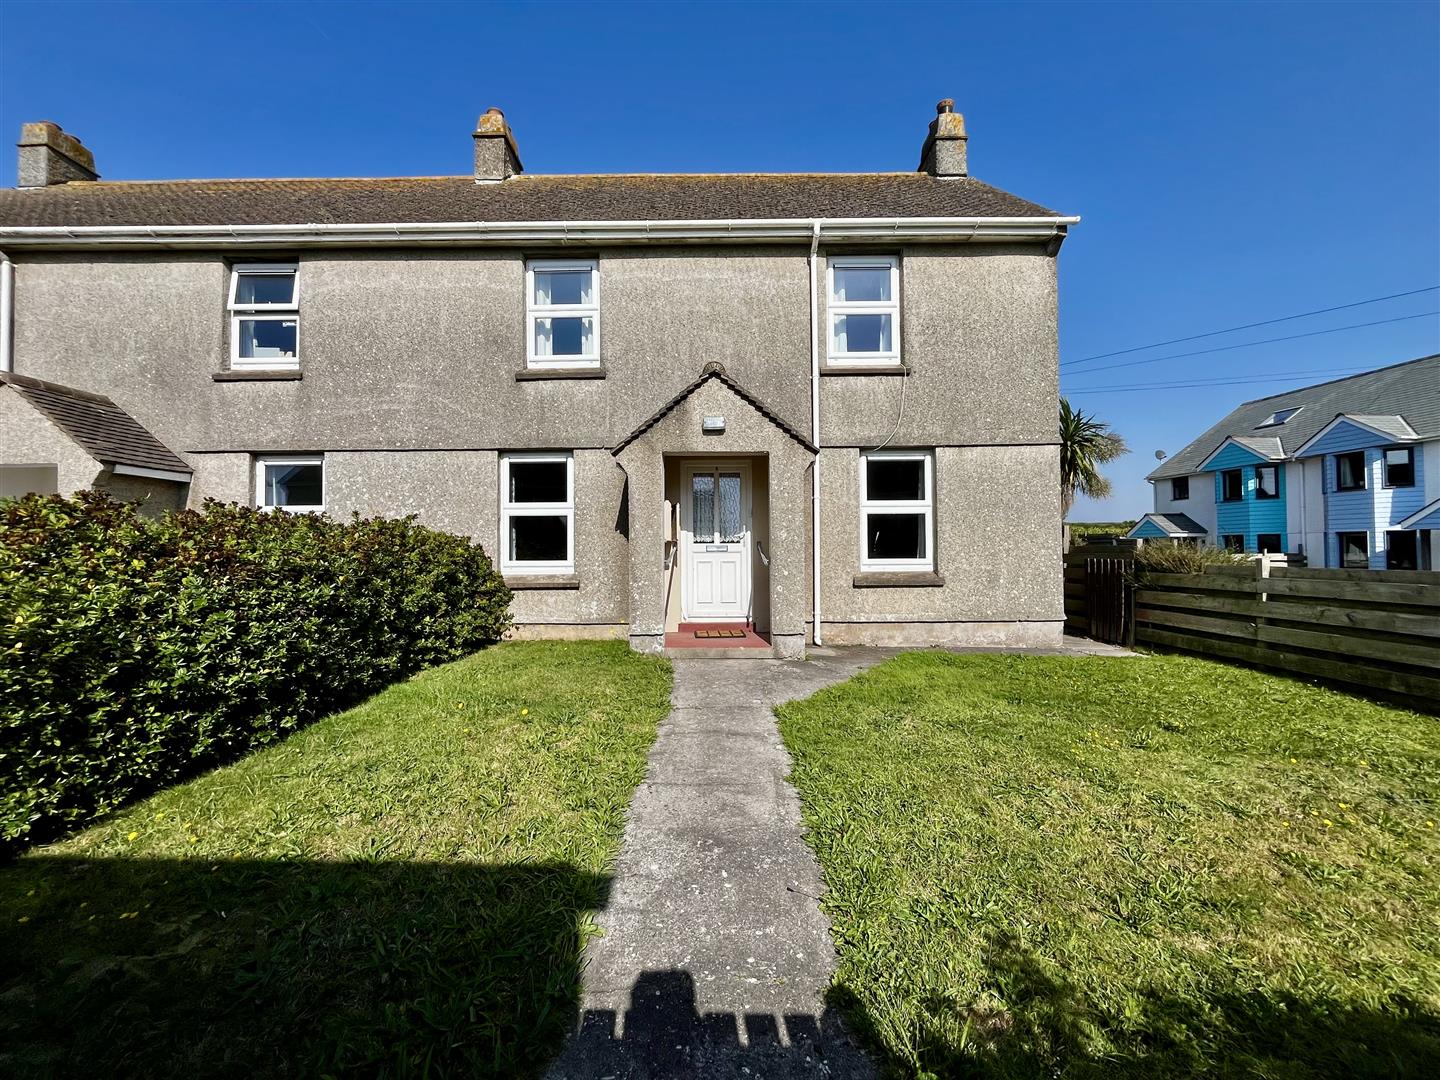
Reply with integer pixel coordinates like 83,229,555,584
229,263,299,369
828,255,900,365
1258,406,1302,427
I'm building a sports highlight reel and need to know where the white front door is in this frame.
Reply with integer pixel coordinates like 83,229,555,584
682,463,752,621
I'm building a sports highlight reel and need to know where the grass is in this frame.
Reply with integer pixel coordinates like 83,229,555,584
1,640,672,1079
776,652,1440,1079
1066,521,1136,540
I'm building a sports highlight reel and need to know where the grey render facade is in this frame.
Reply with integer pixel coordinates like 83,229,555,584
0,104,1075,657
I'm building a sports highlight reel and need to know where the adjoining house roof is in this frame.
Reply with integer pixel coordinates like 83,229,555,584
1,372,191,475
1340,414,1419,442
1398,497,1440,531
1148,354,1440,480
1127,512,1208,538
612,363,817,456
0,172,1062,229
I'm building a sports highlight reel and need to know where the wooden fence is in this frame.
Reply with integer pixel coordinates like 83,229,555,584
1063,541,1136,644
1063,545,1440,708
1136,561,1440,707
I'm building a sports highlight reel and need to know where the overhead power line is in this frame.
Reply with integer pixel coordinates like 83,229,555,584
1061,311,1440,377
1062,285,1440,368
1064,366,1372,395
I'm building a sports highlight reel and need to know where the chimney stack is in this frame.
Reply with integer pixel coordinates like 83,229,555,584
919,99,967,178
17,122,98,188
473,108,522,183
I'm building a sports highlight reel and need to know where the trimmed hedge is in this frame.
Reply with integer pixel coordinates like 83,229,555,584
0,492,511,855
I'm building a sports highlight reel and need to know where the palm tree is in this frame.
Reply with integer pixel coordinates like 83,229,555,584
1059,397,1128,518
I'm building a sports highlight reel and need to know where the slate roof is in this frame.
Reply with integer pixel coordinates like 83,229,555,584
1339,414,1419,442
613,363,817,455
1,372,191,475
1129,512,1208,537
0,172,1062,228
1149,354,1440,480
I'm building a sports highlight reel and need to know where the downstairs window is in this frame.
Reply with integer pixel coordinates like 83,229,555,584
501,451,574,575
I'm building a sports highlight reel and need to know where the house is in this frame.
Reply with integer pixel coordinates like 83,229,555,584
1133,355,1440,570
0,103,1075,657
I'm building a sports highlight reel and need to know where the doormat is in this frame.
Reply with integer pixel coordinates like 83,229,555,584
694,629,746,639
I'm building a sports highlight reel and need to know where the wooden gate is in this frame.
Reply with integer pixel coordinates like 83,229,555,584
1085,556,1132,645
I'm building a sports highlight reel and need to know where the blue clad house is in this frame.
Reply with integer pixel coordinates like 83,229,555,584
1131,354,1439,570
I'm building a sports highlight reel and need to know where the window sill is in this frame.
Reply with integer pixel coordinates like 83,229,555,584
852,570,946,589
515,366,606,381
213,370,303,382
820,363,910,376
504,574,581,590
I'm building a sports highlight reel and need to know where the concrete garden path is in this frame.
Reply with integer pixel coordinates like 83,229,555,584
545,647,897,1080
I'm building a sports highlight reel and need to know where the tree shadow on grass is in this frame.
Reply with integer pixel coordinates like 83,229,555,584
831,932,1440,1080
1,856,606,1079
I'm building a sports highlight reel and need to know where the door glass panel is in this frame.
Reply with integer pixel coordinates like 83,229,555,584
691,473,715,542
718,473,743,542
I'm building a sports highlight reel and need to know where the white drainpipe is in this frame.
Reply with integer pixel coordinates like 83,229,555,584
0,252,13,372
809,220,823,647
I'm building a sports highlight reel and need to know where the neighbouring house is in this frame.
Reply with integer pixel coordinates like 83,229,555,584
0,103,1076,656
1133,355,1440,570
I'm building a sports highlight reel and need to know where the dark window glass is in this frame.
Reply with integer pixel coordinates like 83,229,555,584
264,463,322,507
509,461,568,503
1384,447,1415,488
234,272,295,306
1171,477,1189,501
1338,532,1368,568
1257,533,1282,553
1256,466,1279,499
1336,452,1366,491
509,515,567,563
866,458,925,502
1221,534,1244,552
1386,531,1418,571
1221,470,1243,501
866,514,927,561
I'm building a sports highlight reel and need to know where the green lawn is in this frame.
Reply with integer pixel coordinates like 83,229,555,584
776,652,1440,1079
1,641,672,1079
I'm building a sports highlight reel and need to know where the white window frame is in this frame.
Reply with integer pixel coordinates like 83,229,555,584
526,259,600,368
254,454,324,514
229,263,300,370
500,451,575,575
827,254,901,366
859,449,934,572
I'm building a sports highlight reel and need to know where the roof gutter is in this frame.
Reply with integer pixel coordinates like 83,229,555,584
0,215,1079,250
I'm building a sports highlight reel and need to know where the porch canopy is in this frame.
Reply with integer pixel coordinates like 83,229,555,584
613,363,815,659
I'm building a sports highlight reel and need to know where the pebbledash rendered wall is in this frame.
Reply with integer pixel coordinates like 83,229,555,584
8,241,1063,645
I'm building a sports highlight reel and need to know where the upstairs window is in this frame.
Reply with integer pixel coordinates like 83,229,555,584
828,255,900,365
255,455,323,513
1336,451,1366,491
527,260,599,367
860,450,933,571
1220,469,1243,502
500,452,575,575
230,263,299,369
1383,446,1415,488
1256,465,1280,499
1170,477,1189,501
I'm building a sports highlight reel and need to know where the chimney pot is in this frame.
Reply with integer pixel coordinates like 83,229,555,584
17,121,98,188
473,108,522,182
918,99,967,179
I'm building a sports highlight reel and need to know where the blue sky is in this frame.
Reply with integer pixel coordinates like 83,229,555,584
2,0,1436,519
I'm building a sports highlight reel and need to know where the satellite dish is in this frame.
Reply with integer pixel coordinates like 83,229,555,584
1154,450,1167,461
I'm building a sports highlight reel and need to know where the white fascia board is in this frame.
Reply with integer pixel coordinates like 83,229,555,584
110,462,192,483
0,215,1081,250
1397,496,1440,531
1292,413,1420,458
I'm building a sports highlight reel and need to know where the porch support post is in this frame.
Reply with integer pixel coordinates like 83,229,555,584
615,446,666,655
